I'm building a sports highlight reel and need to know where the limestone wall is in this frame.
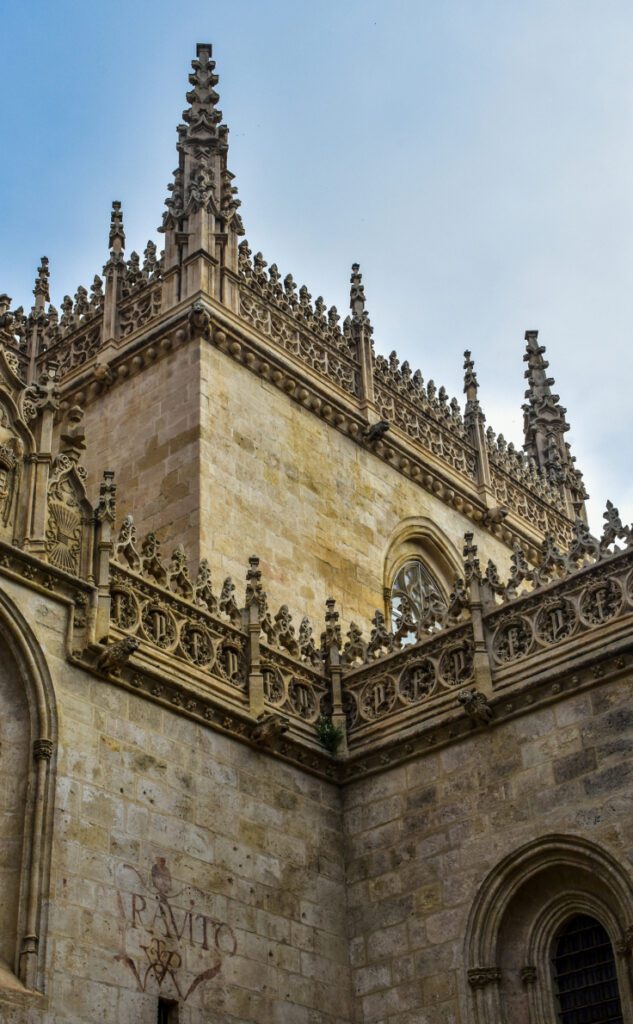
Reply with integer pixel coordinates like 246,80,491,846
0,578,352,1024
343,673,633,1022
198,343,511,628
77,340,203,559
70,335,512,633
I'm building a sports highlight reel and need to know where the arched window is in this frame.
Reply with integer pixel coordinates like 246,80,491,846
390,559,447,639
465,835,633,1024
552,914,624,1024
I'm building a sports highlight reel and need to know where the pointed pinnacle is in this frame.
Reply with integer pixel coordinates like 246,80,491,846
108,201,125,252
182,42,222,132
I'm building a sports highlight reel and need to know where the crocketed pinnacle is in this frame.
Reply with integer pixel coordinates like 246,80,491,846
182,43,223,135
463,350,483,428
522,330,567,427
160,43,243,235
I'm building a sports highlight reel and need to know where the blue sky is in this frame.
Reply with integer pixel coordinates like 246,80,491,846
1,0,632,531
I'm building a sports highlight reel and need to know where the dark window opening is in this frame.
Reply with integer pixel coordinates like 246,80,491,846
552,914,624,1024
157,997,179,1024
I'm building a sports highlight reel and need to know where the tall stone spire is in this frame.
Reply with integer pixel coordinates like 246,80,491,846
463,351,492,501
349,264,375,417
522,330,587,520
160,43,244,310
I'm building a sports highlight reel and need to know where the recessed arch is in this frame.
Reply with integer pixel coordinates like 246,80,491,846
464,834,633,1023
0,586,57,994
383,517,462,598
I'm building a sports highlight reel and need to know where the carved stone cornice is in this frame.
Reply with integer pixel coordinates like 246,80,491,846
44,289,572,557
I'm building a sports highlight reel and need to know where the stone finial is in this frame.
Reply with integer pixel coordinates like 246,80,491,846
321,597,342,653
183,43,222,132
95,470,117,523
463,350,483,429
463,350,478,397
463,532,481,582
32,257,50,312
350,263,365,317
108,201,125,252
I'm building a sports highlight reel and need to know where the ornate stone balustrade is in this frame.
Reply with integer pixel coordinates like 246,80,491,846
341,622,476,739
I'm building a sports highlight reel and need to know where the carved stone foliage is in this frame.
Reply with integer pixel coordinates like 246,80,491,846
45,453,90,577
40,321,103,377
119,282,162,338
237,250,361,398
374,381,477,480
482,513,633,669
342,625,475,733
261,648,327,727
110,519,248,694
0,403,24,530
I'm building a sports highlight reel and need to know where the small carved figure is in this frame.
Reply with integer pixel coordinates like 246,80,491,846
96,636,140,674
188,301,211,339
364,420,390,443
457,688,494,725
251,712,289,747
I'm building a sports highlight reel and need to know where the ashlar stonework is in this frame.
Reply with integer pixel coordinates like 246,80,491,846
0,41,630,1024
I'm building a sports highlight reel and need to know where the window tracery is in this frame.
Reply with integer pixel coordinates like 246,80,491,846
389,559,447,639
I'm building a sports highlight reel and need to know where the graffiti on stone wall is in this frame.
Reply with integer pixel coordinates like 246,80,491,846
115,857,236,1001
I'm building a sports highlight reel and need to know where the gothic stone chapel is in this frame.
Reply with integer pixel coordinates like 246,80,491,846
0,41,632,1024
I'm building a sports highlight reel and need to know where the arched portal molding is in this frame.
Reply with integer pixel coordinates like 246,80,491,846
0,586,57,995
464,833,633,1023
383,516,462,601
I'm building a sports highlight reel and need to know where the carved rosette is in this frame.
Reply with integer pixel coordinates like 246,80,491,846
492,617,533,663
579,579,622,626
398,660,436,703
535,598,577,644
360,677,396,720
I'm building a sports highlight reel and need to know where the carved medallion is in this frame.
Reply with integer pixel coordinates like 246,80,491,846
579,579,622,626
288,680,318,721
262,665,284,704
180,624,213,667
535,599,576,645
438,643,473,686
398,659,436,703
359,677,396,720
110,588,139,631
492,618,533,663
141,603,177,650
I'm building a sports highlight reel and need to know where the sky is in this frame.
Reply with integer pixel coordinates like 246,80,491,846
1,0,632,532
